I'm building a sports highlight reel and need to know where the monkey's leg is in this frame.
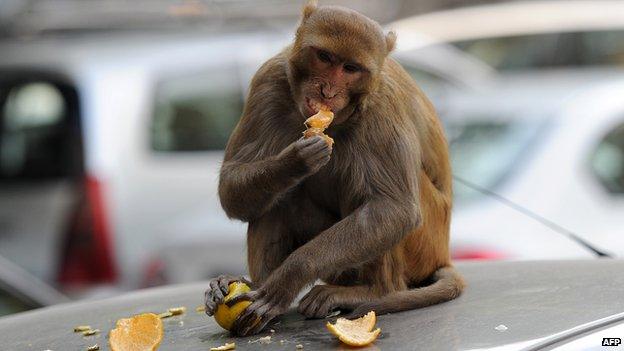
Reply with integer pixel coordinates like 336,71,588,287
206,202,300,316
247,208,296,284
297,284,377,318
298,250,407,318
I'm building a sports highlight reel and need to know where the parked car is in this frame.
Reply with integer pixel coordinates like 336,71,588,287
0,29,485,293
1,260,623,350
446,68,624,260
390,0,624,70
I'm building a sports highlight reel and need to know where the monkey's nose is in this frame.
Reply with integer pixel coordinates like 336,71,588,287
321,85,337,99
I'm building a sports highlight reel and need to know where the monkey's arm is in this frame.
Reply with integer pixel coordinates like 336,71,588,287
231,196,419,335
219,135,330,222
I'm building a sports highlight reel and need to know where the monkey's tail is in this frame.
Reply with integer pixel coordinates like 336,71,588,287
352,266,465,317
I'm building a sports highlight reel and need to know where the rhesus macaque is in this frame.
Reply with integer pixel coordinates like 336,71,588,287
204,0,465,336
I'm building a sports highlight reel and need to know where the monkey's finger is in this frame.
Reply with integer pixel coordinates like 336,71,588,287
345,304,373,319
244,311,276,336
204,300,217,316
305,292,331,318
311,295,333,318
295,136,321,150
225,290,260,308
238,300,274,336
217,275,234,295
233,298,266,335
241,276,254,287
204,290,217,315
209,279,225,303
300,144,331,162
298,287,324,315
300,136,328,152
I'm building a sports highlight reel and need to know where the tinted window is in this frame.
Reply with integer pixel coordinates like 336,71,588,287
151,68,244,152
454,30,624,70
448,118,546,203
0,80,81,180
590,123,624,194
0,288,30,317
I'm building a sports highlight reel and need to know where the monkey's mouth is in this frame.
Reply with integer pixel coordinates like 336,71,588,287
305,97,332,117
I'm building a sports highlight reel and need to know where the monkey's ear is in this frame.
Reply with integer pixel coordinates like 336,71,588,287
385,31,397,53
302,0,318,22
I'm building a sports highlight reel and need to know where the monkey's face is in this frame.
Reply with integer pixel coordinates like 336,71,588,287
295,47,369,122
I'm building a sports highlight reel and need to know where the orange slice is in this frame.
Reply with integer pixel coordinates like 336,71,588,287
326,311,381,347
305,108,334,129
304,108,335,147
214,282,252,331
109,313,163,351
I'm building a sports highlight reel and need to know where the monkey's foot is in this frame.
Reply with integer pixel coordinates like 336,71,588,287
297,285,375,319
228,289,290,336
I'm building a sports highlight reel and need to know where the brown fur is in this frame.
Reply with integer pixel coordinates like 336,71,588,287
204,1,464,336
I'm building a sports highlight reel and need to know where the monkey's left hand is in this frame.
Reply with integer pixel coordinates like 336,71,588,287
226,265,305,336
225,284,292,336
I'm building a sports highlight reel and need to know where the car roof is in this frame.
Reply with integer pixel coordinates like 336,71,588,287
389,0,624,46
0,30,292,76
443,68,624,121
1,260,623,350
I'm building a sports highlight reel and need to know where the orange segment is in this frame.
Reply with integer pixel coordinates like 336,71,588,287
303,107,335,147
326,311,381,347
109,313,163,351
214,282,252,331
305,108,334,129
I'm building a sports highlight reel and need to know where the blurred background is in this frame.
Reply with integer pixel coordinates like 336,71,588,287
1,0,623,317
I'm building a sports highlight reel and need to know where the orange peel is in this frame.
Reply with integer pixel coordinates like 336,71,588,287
326,311,381,347
109,313,163,351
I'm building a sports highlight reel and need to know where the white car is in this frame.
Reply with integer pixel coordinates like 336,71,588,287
389,0,624,70
0,29,488,294
445,68,624,260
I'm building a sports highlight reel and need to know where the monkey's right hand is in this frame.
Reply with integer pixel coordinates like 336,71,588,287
279,136,332,175
204,275,252,316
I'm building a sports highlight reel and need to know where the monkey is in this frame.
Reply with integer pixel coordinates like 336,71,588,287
204,1,465,336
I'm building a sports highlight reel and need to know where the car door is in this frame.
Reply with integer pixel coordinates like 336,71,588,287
584,119,624,256
0,77,83,283
114,63,249,288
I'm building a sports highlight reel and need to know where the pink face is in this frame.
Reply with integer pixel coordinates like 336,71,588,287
300,47,365,118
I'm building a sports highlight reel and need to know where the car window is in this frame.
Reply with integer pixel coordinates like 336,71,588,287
447,118,546,203
453,30,624,70
0,80,81,180
150,67,244,152
590,122,624,194
0,287,30,317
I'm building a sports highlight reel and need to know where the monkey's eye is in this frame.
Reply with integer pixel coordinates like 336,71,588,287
343,63,361,73
317,50,332,63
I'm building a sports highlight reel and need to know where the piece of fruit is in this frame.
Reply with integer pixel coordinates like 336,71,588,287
214,282,252,331
303,107,334,147
210,342,236,351
326,311,381,347
168,306,186,315
109,313,163,351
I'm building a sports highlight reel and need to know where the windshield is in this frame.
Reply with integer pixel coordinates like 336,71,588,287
447,117,547,203
453,30,624,70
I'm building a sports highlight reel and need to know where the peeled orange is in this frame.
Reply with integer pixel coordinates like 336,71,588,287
303,107,335,147
109,313,163,351
326,311,381,347
214,282,252,331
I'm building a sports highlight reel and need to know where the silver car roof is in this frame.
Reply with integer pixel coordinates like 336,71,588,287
0,260,623,350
